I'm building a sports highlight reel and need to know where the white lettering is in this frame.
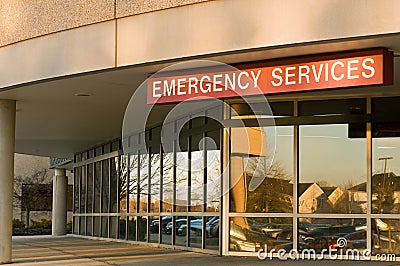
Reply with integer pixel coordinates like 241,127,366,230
250,70,262,88
271,68,283,87
298,65,310,84
152,80,162,98
285,66,296,85
164,79,175,96
213,74,223,92
188,77,198,94
347,59,359,79
331,61,345,81
311,64,324,82
362,58,375,78
177,78,186,95
225,73,236,91
200,75,211,93
238,71,250,90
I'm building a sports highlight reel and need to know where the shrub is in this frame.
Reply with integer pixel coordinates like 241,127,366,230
31,219,52,229
13,219,25,228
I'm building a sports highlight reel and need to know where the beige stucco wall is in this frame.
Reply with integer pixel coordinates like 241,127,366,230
0,0,212,47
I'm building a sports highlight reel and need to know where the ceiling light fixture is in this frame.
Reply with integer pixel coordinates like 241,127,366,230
74,93,92,97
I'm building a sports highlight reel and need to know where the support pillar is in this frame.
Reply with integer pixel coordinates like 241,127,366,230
52,168,67,236
0,100,16,264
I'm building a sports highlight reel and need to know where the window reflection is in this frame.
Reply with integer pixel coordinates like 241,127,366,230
373,128,400,214
230,126,293,214
176,142,188,212
129,155,138,213
119,155,128,213
150,152,161,213
299,124,366,214
229,217,292,252
206,130,221,212
190,135,204,212
298,218,366,253
139,153,149,213
372,219,400,255
162,152,174,212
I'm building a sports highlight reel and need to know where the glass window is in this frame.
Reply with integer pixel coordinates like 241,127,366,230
93,217,100,237
138,216,148,242
101,216,108,238
74,167,80,213
119,155,128,213
86,216,92,236
73,217,79,234
299,124,366,214
372,218,400,255
94,162,101,213
79,217,86,235
190,135,204,212
127,216,137,241
189,216,202,248
298,218,366,253
230,126,293,213
176,138,189,212
87,164,94,213
102,160,109,213
162,151,174,212
205,216,219,250
149,216,160,243
79,166,87,213
161,216,172,245
110,158,118,213
175,216,187,247
119,216,127,240
206,130,221,212
129,155,138,213
139,153,149,213
229,217,292,252
372,123,400,214
110,216,118,239
150,150,161,213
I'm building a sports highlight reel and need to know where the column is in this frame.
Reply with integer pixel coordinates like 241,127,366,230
0,100,16,264
52,168,68,236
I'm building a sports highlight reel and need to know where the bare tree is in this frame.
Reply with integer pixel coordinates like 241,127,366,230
13,169,52,228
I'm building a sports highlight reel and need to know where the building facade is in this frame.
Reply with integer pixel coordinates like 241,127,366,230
1,0,400,263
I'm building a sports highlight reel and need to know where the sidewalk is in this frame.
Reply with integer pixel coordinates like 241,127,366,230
11,235,395,265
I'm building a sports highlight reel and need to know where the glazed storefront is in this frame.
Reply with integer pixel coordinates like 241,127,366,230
72,48,400,259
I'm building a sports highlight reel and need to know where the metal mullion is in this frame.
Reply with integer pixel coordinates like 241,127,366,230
202,131,207,250
147,148,151,243
366,96,372,252
293,100,299,252
116,155,121,239
221,104,230,256
125,155,129,240
136,150,140,241
77,166,81,235
172,124,177,246
159,144,163,244
91,163,95,236
99,159,103,237
108,158,111,238
84,163,88,235
187,135,191,246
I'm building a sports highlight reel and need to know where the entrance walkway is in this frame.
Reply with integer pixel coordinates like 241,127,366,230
11,235,395,265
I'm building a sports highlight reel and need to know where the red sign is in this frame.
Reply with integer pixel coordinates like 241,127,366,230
147,48,393,104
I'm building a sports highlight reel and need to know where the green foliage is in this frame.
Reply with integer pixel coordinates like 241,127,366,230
31,219,52,229
12,219,25,228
